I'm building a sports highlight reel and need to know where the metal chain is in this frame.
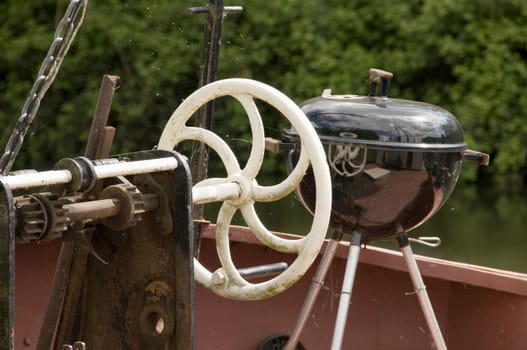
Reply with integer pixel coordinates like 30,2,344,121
0,0,88,175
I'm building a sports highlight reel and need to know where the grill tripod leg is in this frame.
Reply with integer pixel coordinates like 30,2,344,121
283,231,344,350
330,232,362,350
397,234,447,350
283,231,362,350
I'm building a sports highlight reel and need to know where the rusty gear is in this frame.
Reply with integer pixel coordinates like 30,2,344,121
99,184,145,231
15,193,70,242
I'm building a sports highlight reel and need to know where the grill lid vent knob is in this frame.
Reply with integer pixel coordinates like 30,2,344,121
369,68,394,100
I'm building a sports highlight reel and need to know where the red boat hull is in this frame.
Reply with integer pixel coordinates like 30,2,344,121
15,225,527,349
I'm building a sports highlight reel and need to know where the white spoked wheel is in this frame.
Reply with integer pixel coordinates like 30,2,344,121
158,78,331,300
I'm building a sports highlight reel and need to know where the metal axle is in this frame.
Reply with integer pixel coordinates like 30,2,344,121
2,157,179,191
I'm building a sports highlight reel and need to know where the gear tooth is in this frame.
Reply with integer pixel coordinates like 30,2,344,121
48,196,70,239
16,195,45,241
23,209,44,218
126,184,146,222
24,217,45,225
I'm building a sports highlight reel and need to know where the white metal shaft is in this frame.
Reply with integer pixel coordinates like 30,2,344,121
192,182,240,205
331,239,361,350
400,244,447,350
1,170,72,190
2,157,178,190
93,157,178,179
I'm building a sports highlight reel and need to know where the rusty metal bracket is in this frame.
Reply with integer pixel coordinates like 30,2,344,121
51,149,195,349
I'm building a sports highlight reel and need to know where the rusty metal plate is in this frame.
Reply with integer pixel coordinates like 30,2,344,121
54,150,194,349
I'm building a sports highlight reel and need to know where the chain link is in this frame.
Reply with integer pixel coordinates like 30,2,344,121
0,0,88,175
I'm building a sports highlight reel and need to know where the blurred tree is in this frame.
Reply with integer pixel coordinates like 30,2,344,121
1,0,526,191
0,0,204,170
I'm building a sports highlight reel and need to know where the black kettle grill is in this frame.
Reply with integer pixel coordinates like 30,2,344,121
279,69,489,350
285,68,489,241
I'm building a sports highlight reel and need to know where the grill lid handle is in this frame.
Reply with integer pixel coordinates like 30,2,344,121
462,149,490,166
369,68,394,99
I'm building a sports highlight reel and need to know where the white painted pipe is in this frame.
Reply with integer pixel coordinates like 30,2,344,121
192,182,240,205
1,170,72,190
2,157,179,190
93,157,178,179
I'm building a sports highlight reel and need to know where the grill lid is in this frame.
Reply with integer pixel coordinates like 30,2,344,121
285,69,467,152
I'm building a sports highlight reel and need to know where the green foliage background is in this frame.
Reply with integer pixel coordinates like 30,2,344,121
1,0,527,191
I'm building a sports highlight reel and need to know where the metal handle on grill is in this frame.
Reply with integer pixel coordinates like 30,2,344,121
462,149,490,166
409,236,442,248
369,68,394,99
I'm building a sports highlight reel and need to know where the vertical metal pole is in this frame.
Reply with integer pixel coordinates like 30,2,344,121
0,181,15,350
188,2,243,260
283,231,344,350
397,234,447,350
36,75,119,350
188,1,243,219
189,0,225,199
330,232,362,350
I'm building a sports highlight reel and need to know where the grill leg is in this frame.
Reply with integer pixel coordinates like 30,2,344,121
283,231,344,350
397,234,447,350
330,232,362,350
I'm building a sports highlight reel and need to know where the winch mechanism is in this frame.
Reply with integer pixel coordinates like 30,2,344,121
0,1,333,348
1,77,332,349
12,157,166,243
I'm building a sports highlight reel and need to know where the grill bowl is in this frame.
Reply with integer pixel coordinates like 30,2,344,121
285,89,481,240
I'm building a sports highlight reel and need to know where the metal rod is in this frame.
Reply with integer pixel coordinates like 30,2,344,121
94,157,178,179
37,74,118,350
64,198,119,221
238,262,288,280
3,170,72,190
284,231,344,350
189,0,243,219
2,157,178,190
331,232,362,350
84,75,119,159
397,234,447,350
190,0,226,213
62,194,159,222
189,1,243,259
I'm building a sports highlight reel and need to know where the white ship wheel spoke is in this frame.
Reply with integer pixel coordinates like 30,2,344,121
158,78,331,300
252,148,310,202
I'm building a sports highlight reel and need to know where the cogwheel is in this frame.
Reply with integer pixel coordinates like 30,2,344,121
15,193,70,242
99,183,145,231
